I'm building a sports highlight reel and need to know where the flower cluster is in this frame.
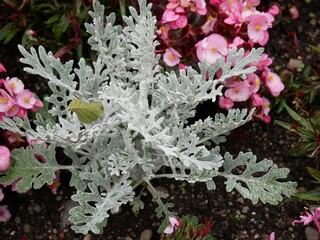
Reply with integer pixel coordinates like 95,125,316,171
293,207,320,236
0,77,43,120
0,62,45,222
162,216,276,239
156,0,284,122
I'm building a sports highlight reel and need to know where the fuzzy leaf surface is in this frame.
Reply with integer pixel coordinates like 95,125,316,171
0,144,60,192
220,152,297,205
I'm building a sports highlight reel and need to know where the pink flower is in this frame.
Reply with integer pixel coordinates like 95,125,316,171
253,53,273,71
31,99,44,112
0,146,11,171
196,34,228,64
228,37,245,48
0,63,6,73
264,71,284,97
193,0,207,15
4,77,24,96
245,0,260,9
269,232,275,240
247,73,261,93
251,93,263,106
5,105,21,117
178,63,188,70
209,0,224,6
0,205,11,222
15,108,27,119
201,16,216,34
293,207,320,236
224,10,243,26
247,14,269,45
162,7,188,29
224,80,251,102
16,90,37,109
0,89,14,113
256,97,271,123
157,25,169,43
219,96,234,109
163,48,182,67
164,216,181,234
268,4,280,16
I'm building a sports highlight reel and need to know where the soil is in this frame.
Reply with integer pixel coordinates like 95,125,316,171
0,1,320,240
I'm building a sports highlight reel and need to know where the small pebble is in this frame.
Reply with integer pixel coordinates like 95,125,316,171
23,223,32,233
32,203,42,213
14,217,21,224
140,229,153,240
305,226,320,240
83,234,92,240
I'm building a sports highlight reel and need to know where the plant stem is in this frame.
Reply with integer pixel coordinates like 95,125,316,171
145,179,171,216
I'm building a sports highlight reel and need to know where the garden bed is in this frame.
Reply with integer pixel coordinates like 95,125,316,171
0,0,320,240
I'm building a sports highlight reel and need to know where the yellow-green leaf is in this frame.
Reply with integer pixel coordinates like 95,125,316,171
307,167,320,182
68,99,104,124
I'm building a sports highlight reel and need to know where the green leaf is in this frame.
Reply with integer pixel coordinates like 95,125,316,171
0,144,59,192
45,14,60,25
274,120,292,130
283,102,314,132
295,189,320,201
309,44,320,53
68,99,104,124
307,167,320,181
0,23,14,42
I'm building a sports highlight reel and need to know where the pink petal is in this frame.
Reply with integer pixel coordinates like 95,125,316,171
0,63,6,73
0,146,11,171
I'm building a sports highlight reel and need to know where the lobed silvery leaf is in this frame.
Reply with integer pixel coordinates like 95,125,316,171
70,173,134,234
0,144,59,192
220,152,297,205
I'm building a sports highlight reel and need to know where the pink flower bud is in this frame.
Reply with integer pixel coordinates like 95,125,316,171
0,146,11,171
164,216,181,234
0,63,6,73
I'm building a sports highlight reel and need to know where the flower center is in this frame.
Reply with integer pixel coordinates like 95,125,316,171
211,47,217,53
23,97,30,103
168,54,175,61
263,103,269,109
0,97,7,104
9,106,16,113
255,25,262,30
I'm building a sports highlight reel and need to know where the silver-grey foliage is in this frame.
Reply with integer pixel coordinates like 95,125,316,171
0,0,297,235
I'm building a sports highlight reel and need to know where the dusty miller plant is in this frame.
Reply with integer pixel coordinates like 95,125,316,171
0,0,297,235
